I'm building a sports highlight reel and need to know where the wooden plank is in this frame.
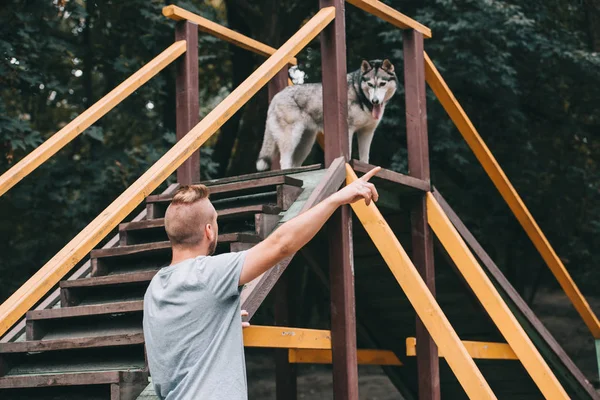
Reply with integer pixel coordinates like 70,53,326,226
433,190,600,400
60,271,157,289
0,8,334,337
350,160,430,192
289,349,402,366
346,0,432,39
346,164,496,400
403,28,439,400
175,21,200,184
200,164,321,186
163,5,297,65
268,67,289,171
243,326,331,349
274,268,297,400
240,157,346,317
0,42,186,197
319,2,357,398
146,175,303,202
424,51,600,339
426,193,569,399
27,301,143,321
0,370,127,389
406,337,517,360
0,333,144,353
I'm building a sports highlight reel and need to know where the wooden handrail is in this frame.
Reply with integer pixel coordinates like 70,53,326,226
346,0,431,39
163,5,297,65
0,7,335,338
346,164,496,400
0,41,186,197
423,51,600,340
427,193,569,399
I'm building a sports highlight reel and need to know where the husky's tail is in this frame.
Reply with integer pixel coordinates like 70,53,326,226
256,126,276,171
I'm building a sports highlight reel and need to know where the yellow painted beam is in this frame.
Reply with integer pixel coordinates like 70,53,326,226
243,326,331,349
0,8,335,338
346,0,431,39
406,337,517,360
163,5,297,65
289,349,402,366
427,193,569,399
0,41,186,197
424,51,600,340
346,164,496,400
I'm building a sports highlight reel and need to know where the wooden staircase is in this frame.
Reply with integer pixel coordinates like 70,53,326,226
0,165,320,399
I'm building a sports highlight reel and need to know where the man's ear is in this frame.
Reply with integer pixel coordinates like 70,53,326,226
205,223,215,241
361,60,372,74
382,59,394,73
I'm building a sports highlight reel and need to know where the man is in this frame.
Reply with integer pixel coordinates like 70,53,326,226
143,166,380,399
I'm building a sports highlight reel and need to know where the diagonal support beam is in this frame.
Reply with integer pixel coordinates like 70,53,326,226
433,189,600,400
346,164,496,400
240,157,346,318
426,193,569,399
424,51,600,339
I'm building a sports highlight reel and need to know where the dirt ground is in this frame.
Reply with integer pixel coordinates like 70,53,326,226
244,288,600,399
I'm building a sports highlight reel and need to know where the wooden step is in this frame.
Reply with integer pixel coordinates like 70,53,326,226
91,233,260,276
0,369,148,400
60,271,157,307
146,175,303,218
0,332,144,354
199,164,321,186
26,301,144,341
119,205,281,245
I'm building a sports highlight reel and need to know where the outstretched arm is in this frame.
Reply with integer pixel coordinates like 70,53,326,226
239,166,381,285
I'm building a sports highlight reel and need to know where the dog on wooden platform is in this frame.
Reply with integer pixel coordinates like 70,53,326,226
256,59,397,170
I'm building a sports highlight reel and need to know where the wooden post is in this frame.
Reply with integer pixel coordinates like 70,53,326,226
175,21,200,184
274,268,297,400
404,29,440,400
319,1,358,399
268,66,288,171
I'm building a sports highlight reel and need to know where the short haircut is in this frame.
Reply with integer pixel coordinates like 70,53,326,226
164,184,215,247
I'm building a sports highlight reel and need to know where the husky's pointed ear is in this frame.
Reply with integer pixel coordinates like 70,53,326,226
361,60,372,74
382,59,394,73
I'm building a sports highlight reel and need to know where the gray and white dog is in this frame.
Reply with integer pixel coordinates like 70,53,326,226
256,59,397,170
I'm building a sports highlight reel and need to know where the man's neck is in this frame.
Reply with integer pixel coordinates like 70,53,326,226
170,246,210,266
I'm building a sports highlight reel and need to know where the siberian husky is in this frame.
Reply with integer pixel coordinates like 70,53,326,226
256,59,397,170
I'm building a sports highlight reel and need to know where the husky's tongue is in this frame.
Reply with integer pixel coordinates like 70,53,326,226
372,103,383,120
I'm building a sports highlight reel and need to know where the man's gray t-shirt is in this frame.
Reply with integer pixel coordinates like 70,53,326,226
143,251,248,400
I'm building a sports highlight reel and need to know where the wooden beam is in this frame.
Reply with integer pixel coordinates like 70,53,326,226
426,193,569,399
243,326,331,349
424,51,600,340
346,0,431,39
432,189,600,400
240,156,346,318
406,338,517,360
320,2,358,399
404,29,439,400
163,5,297,65
274,267,297,400
268,66,289,171
0,7,335,338
346,164,496,400
350,160,430,192
175,21,200,184
289,349,402,366
0,42,186,198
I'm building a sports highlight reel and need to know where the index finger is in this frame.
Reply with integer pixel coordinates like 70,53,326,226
360,166,382,182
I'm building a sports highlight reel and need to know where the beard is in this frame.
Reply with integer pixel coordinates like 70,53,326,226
208,237,217,256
